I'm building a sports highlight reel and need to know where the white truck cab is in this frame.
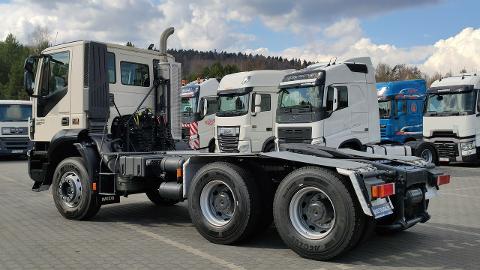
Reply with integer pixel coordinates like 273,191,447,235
276,57,380,150
180,78,219,151
423,74,480,162
0,100,32,156
215,70,292,153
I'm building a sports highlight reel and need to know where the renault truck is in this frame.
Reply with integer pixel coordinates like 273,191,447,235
22,28,449,261
180,78,219,151
424,74,480,163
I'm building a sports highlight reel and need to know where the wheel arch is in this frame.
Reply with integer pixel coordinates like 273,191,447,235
338,138,363,151
261,136,276,152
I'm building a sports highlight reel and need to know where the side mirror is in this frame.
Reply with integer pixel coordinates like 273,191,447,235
254,94,262,114
23,57,36,97
203,99,208,116
332,87,339,111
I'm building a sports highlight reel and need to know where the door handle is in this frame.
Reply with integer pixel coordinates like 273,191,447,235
266,127,272,131
252,125,257,128
61,117,69,126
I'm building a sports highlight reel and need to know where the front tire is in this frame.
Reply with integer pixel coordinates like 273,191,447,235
414,143,438,165
188,162,261,244
51,157,100,220
273,167,364,261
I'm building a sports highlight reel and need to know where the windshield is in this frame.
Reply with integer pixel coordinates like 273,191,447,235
217,93,249,117
279,86,322,110
425,91,476,116
378,100,392,119
181,97,198,114
0,104,32,122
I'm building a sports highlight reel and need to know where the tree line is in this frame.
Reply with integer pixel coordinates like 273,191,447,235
0,32,472,100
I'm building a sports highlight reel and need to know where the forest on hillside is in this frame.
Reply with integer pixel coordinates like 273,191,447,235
0,32,466,100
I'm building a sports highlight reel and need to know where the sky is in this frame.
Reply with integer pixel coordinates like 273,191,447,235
0,0,479,75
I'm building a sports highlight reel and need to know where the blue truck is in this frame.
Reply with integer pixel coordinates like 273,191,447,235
377,79,426,144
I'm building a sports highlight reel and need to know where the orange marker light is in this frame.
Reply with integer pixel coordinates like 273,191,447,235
92,182,97,191
371,183,395,199
176,168,183,179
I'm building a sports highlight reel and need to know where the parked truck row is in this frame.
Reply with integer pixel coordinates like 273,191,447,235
22,27,451,261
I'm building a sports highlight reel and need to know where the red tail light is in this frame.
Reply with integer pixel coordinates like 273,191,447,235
371,183,395,199
437,175,450,186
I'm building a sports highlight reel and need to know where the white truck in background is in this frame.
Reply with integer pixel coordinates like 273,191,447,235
180,78,219,151
423,74,480,163
0,100,32,157
275,58,438,163
215,70,292,153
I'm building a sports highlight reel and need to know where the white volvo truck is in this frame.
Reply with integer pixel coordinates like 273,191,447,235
0,100,32,156
215,70,291,153
423,74,480,162
180,78,219,151
23,28,449,261
275,58,438,163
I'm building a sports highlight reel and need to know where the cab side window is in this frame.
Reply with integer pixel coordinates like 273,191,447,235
477,90,480,113
260,94,271,112
205,97,218,115
106,52,116,84
326,86,348,111
38,51,70,117
120,61,150,87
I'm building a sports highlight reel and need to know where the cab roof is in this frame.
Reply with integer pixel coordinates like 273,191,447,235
218,70,293,91
376,79,426,98
430,74,480,89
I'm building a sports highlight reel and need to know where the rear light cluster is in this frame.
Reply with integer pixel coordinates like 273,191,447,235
371,183,395,199
437,175,450,186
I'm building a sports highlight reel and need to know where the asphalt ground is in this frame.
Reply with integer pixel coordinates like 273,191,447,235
0,159,479,270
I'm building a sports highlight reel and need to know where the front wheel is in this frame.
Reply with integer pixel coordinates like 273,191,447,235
51,157,100,220
414,143,438,165
273,167,365,261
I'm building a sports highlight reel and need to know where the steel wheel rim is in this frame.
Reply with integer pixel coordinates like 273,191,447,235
289,186,336,240
420,149,433,163
200,180,236,227
58,171,83,208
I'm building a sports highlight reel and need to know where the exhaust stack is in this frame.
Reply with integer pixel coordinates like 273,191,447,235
160,27,174,54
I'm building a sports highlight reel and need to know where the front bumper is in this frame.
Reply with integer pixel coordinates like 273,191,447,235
0,137,32,156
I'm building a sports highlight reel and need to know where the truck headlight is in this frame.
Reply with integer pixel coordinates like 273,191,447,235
217,126,240,136
460,142,476,155
2,127,11,135
238,141,251,153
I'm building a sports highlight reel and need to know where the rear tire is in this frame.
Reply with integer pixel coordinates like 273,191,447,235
51,157,100,220
188,162,262,244
273,167,364,260
414,143,438,165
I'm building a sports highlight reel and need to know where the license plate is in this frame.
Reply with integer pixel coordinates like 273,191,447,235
371,199,394,219
439,157,449,162
12,150,24,154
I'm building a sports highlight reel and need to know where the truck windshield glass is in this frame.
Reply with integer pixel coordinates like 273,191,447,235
279,86,322,110
181,97,198,114
425,91,476,116
0,104,32,122
217,93,249,117
378,100,392,118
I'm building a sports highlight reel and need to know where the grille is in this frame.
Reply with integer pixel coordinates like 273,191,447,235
278,127,312,143
1,137,30,150
218,134,239,153
432,131,456,138
434,142,458,159
380,126,387,137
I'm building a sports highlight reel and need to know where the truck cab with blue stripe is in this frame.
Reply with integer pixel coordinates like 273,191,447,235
377,80,426,144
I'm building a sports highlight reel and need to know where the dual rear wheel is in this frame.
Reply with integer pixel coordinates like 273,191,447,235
188,163,367,260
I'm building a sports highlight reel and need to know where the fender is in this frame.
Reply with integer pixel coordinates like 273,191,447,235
339,138,363,150
47,129,86,160
261,136,276,151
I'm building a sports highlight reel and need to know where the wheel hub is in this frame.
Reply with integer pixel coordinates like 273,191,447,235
289,187,336,240
58,172,82,208
200,180,236,227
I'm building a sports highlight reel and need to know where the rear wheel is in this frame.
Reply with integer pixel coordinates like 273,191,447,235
51,157,100,220
273,167,364,260
188,162,262,244
414,143,438,165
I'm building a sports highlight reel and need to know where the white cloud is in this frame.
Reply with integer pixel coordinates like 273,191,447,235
421,27,480,74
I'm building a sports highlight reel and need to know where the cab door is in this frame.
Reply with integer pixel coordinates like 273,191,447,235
197,96,217,149
323,85,351,147
33,50,72,142
250,92,273,152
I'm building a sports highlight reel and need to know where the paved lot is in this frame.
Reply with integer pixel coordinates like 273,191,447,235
0,160,479,270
